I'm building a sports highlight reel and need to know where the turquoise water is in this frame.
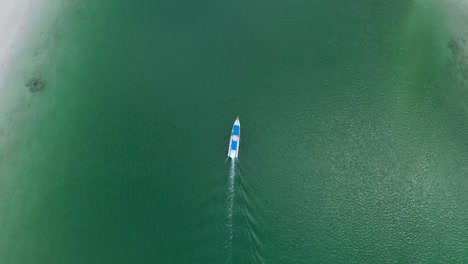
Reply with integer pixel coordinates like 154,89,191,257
0,1,467,263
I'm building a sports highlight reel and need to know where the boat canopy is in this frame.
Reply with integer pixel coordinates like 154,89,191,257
233,125,240,136
231,140,238,150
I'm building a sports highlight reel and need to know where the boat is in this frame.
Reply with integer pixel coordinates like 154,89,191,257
228,117,240,159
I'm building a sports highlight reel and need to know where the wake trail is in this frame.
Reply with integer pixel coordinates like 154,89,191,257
226,158,236,263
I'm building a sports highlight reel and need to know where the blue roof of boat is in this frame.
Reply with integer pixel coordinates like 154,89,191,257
233,125,240,136
231,140,238,150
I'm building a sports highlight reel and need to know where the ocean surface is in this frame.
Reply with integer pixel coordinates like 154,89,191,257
1,0,467,263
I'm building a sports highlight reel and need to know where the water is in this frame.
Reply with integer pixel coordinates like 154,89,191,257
0,0,467,263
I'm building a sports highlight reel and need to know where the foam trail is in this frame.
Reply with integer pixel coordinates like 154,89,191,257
226,158,236,262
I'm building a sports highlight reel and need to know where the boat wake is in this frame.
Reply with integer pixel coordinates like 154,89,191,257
225,117,240,262
226,158,236,262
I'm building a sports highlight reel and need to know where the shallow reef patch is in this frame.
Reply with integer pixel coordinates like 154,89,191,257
26,77,46,93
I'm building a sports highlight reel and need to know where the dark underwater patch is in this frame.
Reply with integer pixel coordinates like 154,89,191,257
26,77,46,93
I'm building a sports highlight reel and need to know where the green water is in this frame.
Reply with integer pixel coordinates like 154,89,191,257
1,0,467,263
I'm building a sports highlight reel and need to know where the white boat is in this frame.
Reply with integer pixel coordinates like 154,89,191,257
227,117,240,159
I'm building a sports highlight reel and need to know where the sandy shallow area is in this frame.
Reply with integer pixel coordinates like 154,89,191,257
439,0,468,111
0,0,39,77
402,0,468,114
0,0,40,152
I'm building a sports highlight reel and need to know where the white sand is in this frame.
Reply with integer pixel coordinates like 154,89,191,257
0,0,45,152
0,0,39,76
